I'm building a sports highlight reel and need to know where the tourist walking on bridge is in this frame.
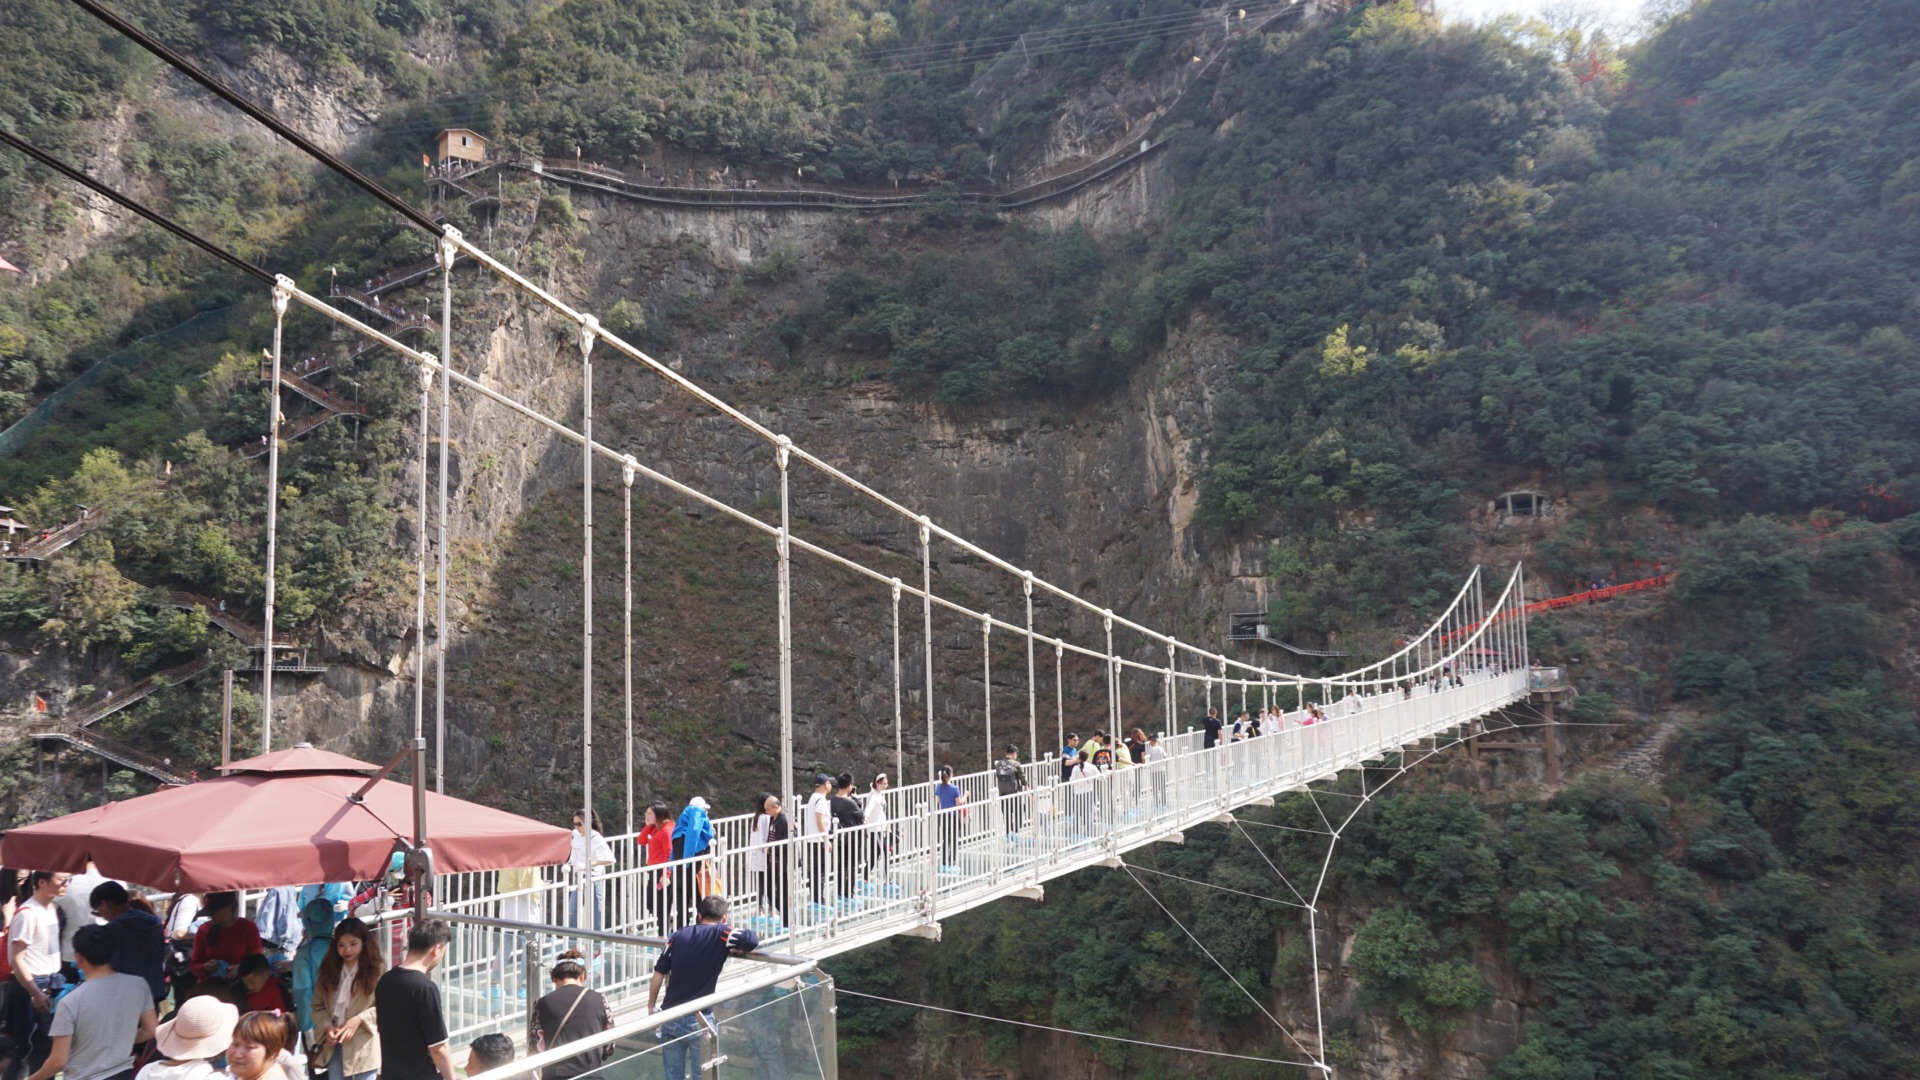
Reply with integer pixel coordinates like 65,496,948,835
829,775,864,905
308,917,381,1080
9,871,71,1077
995,746,1027,835
862,775,893,885
134,993,235,1080
187,894,260,982
934,767,964,871
26,924,156,1080
374,920,455,1080
746,794,789,929
568,811,614,936
803,775,833,910
87,883,164,1008
639,802,674,936
532,951,609,1080
1145,734,1169,813
647,896,759,1080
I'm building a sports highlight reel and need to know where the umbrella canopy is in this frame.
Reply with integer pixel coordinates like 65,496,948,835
2,746,570,891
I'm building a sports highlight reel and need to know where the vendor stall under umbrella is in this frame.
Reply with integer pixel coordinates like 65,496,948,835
1,743,570,892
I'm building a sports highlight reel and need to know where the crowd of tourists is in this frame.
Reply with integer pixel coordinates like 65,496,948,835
2,865,760,1080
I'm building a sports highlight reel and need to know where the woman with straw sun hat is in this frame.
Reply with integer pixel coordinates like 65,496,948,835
136,995,238,1080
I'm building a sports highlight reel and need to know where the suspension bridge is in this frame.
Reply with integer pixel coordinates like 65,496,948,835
2,1,1553,1073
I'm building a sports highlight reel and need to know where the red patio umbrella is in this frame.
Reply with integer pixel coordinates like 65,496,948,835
1,744,571,891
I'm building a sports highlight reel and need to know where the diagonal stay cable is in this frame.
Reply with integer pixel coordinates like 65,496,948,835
1227,815,1311,908
1124,861,1309,909
838,989,1322,1070
1119,863,1322,1065
1233,817,1335,838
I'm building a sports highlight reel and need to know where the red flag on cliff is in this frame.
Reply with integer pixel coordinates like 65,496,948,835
0,255,21,273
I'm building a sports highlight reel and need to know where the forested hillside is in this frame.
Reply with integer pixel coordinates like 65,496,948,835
2,0,1918,1075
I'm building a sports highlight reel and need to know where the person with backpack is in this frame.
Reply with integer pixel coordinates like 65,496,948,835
994,746,1027,836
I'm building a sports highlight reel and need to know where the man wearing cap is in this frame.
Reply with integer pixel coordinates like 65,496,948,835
802,774,833,910
27,925,155,1080
140,995,238,1080
647,895,759,1080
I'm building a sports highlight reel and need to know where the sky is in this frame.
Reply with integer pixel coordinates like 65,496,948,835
1432,0,1654,35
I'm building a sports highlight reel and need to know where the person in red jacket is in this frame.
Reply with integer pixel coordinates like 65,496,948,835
188,893,262,980
639,801,675,936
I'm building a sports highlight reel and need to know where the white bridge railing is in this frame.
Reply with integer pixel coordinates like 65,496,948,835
392,664,1529,1046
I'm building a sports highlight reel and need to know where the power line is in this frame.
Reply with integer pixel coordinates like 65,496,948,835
62,0,442,238
0,128,272,283
836,988,1323,1070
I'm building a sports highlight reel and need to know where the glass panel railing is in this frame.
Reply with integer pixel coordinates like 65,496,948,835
465,970,835,1080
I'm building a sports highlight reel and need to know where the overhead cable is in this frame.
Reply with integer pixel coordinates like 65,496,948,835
836,989,1322,1069
1122,861,1308,908
0,128,273,283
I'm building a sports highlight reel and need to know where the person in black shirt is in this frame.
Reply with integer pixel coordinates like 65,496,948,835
532,951,610,1080
87,882,167,1006
829,773,865,901
1202,707,1224,749
648,896,759,1080
373,920,454,1080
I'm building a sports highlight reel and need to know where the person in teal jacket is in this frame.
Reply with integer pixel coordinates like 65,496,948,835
289,898,337,1033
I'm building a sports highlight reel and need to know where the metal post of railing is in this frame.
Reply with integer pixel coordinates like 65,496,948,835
434,231,457,794
921,520,935,789
579,315,598,935
892,580,904,787
777,436,796,939
260,284,287,750
981,616,993,770
1024,573,1037,766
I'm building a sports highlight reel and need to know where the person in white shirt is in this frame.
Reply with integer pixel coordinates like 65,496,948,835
10,871,70,1073
567,811,614,933
28,924,156,1080
1145,735,1170,813
802,774,833,910
862,774,893,884
56,867,110,964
